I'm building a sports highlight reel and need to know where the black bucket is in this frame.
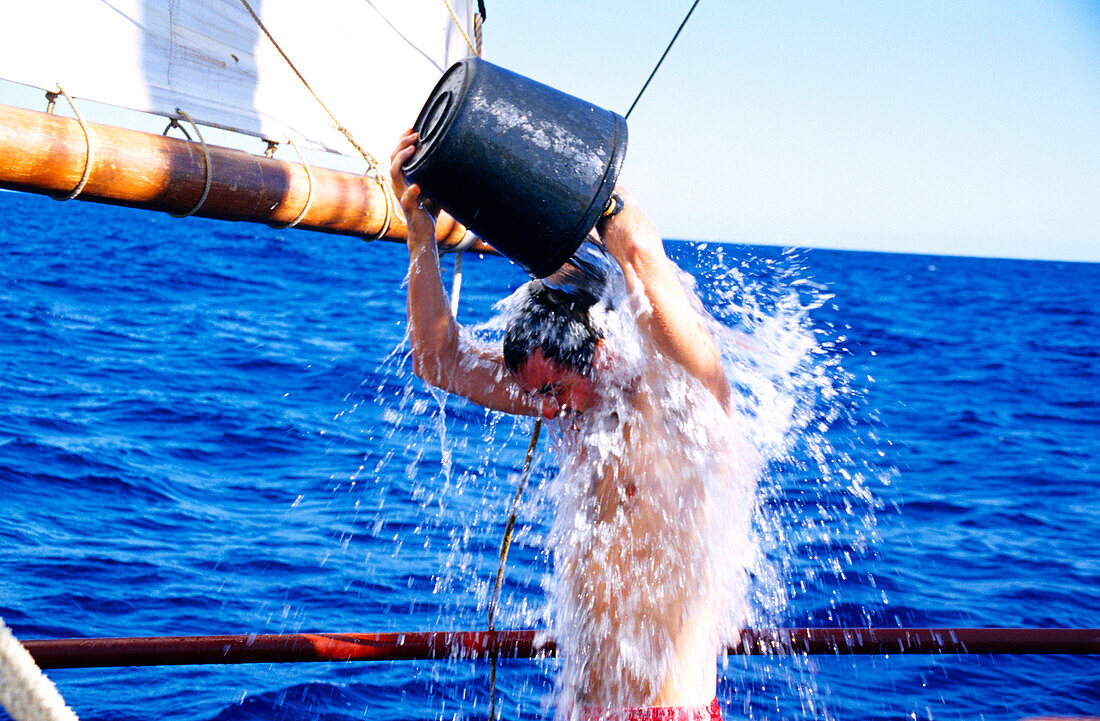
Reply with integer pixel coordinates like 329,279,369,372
402,57,628,279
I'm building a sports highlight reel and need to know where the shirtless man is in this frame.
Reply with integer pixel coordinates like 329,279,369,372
391,130,747,720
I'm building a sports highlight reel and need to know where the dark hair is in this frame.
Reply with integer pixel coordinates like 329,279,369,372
503,281,602,376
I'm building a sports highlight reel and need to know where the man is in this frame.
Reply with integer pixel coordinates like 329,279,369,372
391,130,751,720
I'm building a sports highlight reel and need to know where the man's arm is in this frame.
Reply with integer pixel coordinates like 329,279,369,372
390,131,545,417
598,188,731,410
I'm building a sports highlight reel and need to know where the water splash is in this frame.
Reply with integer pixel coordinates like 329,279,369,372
336,244,886,720
698,246,890,720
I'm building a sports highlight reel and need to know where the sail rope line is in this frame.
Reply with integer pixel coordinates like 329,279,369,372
270,138,315,230
46,87,94,203
234,0,395,241
624,0,702,120
235,0,380,172
231,4,536,716
444,0,487,310
0,617,80,721
235,3,516,678
488,416,541,721
439,0,479,57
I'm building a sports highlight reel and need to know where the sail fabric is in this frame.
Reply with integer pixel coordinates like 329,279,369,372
0,0,476,161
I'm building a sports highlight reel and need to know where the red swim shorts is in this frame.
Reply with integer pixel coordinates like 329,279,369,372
582,699,722,721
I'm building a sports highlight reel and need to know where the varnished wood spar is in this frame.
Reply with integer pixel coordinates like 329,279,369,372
0,102,493,252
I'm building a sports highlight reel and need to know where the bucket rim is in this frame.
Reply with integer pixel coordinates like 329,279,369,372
402,57,479,177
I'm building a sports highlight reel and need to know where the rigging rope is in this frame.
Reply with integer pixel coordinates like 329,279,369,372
47,87,94,203
0,617,80,721
624,0,703,120
440,0,479,57
447,0,484,309
270,138,315,230
170,109,213,219
236,0,383,175
488,418,541,720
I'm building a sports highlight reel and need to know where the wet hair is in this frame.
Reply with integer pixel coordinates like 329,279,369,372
503,281,603,376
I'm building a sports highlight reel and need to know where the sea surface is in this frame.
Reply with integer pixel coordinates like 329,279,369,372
0,190,1097,721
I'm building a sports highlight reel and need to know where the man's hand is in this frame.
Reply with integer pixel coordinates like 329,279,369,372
390,130,437,248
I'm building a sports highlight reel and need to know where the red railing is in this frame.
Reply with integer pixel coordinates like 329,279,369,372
22,628,1100,669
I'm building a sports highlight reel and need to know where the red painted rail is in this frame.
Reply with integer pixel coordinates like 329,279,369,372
21,628,1100,669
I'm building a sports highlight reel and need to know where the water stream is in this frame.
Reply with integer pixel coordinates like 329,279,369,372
338,242,885,719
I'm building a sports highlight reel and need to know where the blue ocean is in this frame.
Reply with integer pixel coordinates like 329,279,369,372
1,189,1097,721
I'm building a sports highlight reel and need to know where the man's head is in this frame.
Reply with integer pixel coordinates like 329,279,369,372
504,281,602,416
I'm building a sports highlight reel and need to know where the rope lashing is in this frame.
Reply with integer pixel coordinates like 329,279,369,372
0,617,80,721
169,109,213,219
270,138,315,230
624,0,702,120
440,230,480,255
361,171,395,242
47,87,94,203
161,117,193,141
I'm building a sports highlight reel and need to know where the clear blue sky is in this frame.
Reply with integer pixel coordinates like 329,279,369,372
485,1,1100,262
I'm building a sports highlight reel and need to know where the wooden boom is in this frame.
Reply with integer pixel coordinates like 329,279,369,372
0,102,491,252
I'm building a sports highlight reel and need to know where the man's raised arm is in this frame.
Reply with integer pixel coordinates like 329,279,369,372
390,132,543,417
597,188,731,410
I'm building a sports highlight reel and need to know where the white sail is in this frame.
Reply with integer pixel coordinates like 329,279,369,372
0,0,477,162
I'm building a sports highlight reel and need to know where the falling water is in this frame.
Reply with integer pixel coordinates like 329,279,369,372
335,242,885,721
697,245,889,721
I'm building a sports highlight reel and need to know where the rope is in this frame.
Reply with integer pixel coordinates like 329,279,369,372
0,617,80,721
440,0,478,56
475,5,535,705
161,117,193,141
449,0,484,271
475,1,484,58
237,0,484,242
270,138,315,230
48,87,93,202
488,418,542,721
624,0,702,120
361,175,395,242
170,109,213,219
236,0,383,174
